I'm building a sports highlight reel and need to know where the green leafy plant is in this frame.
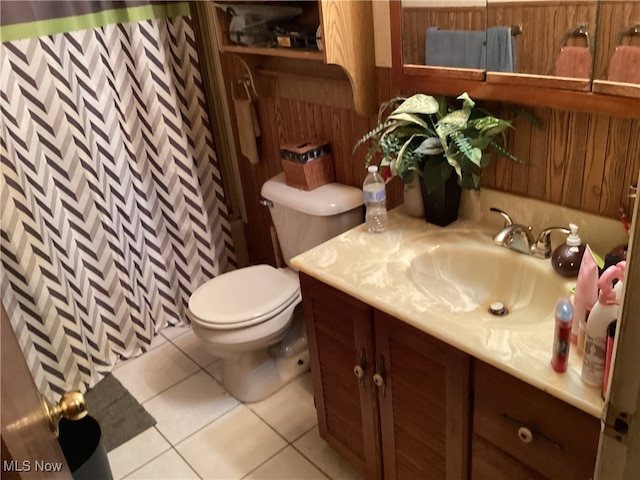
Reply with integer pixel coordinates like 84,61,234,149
353,92,531,194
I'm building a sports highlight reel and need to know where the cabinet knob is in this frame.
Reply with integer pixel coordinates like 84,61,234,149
518,426,534,444
354,349,367,386
373,373,385,388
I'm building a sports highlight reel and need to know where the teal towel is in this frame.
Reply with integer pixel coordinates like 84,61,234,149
486,26,516,72
425,26,517,72
425,27,485,69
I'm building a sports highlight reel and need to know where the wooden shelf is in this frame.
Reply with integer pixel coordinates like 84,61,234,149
219,44,324,61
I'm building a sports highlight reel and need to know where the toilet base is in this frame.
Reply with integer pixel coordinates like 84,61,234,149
221,312,310,403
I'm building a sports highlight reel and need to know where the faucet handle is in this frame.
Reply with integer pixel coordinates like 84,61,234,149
532,226,571,258
490,207,513,227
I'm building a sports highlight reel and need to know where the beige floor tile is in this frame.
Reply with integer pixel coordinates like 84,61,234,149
176,405,287,479
248,373,317,442
245,446,328,480
112,342,199,403
294,427,364,480
124,449,199,479
107,428,170,480
143,370,238,444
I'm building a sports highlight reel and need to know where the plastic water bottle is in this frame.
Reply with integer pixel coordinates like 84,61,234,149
363,165,387,233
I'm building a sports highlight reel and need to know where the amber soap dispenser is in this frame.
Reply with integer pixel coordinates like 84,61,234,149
552,223,585,277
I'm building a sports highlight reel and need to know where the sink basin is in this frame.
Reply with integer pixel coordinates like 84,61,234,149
408,242,571,323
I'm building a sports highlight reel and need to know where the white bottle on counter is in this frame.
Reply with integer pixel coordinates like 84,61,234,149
363,165,387,233
581,265,624,388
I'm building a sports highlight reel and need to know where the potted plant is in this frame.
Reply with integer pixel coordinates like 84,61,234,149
353,92,531,226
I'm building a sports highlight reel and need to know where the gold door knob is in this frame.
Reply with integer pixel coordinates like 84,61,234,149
41,391,87,435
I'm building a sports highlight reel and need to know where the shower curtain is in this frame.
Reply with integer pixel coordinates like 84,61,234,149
0,1,236,399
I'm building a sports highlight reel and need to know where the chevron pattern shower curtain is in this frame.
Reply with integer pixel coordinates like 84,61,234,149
0,2,235,399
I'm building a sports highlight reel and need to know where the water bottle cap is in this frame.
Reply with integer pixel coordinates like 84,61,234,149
367,165,378,173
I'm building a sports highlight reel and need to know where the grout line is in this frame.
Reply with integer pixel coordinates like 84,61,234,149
139,367,204,405
111,426,172,480
239,443,290,480
172,402,243,448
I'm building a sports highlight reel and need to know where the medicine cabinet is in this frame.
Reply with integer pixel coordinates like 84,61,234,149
391,0,640,117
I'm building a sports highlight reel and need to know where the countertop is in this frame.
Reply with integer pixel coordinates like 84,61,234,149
291,207,606,418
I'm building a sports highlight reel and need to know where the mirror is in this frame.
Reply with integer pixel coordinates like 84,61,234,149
592,1,640,98
400,0,487,80
485,0,597,91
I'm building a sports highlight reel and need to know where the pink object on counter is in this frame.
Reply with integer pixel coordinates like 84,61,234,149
571,245,599,347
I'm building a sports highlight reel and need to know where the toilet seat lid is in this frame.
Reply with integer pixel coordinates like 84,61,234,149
189,265,300,328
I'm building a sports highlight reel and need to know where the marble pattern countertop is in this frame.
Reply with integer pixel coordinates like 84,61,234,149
291,199,613,419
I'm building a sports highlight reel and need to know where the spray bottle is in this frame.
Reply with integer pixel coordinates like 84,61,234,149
581,265,624,388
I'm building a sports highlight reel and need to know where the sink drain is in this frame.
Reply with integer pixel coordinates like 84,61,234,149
489,302,509,316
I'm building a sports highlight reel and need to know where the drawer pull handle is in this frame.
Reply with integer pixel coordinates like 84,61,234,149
500,413,564,451
518,427,534,444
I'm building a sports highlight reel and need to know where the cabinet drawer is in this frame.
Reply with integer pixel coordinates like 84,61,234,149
473,361,600,480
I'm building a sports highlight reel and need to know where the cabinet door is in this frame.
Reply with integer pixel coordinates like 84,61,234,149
300,273,382,479
374,310,471,480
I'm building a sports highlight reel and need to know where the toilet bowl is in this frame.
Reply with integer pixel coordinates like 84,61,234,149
189,265,307,402
188,173,363,403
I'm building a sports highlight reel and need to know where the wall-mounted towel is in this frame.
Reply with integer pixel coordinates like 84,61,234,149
425,26,517,72
555,46,592,78
608,45,640,84
425,27,485,69
486,26,516,72
233,97,261,164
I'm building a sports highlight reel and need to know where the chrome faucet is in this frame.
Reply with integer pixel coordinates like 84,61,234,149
489,208,570,258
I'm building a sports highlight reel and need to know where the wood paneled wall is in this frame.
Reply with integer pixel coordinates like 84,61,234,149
220,57,638,266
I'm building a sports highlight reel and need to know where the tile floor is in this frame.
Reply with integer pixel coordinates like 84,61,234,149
109,325,364,480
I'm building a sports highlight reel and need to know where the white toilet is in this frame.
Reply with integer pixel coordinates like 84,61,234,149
188,173,363,402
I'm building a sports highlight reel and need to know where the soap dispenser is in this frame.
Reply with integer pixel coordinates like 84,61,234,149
551,223,586,277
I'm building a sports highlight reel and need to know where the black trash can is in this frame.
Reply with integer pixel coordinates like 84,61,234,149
58,416,113,480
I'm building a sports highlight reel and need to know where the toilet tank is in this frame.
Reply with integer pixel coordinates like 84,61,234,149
261,173,363,267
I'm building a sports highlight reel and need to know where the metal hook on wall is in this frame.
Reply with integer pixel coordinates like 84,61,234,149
230,54,258,100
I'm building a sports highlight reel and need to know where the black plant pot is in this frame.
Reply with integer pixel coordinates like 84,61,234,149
420,174,462,227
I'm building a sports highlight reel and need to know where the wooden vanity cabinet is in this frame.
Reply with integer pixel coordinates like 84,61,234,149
300,273,382,478
300,273,471,480
374,309,471,480
301,273,600,479
472,361,600,480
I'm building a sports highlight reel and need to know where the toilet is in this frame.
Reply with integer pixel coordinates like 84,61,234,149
188,173,363,402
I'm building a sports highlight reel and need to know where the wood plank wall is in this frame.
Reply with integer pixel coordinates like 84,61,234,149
220,56,638,266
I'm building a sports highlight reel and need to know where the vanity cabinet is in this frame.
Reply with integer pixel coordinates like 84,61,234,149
301,272,601,480
300,273,471,480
